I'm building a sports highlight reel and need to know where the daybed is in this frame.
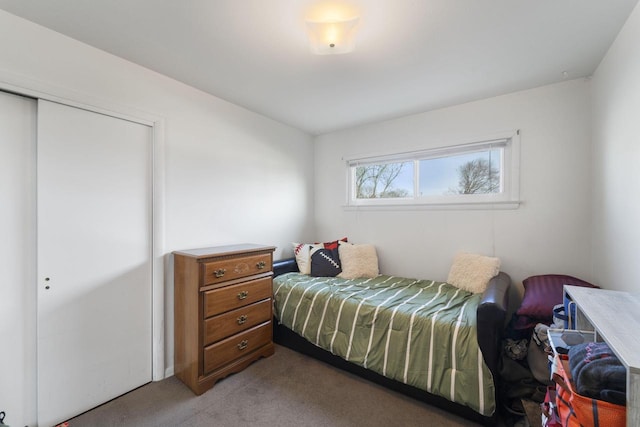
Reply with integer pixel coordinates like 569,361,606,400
272,257,510,426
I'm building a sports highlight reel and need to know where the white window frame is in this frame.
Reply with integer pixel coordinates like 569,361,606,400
344,130,520,210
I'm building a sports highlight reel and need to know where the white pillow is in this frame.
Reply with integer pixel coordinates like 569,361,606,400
292,242,312,274
338,243,379,279
447,252,500,294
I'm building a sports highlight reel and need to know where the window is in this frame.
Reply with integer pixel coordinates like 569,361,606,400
346,132,520,209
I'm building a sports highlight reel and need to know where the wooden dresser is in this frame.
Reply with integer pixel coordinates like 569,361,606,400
173,244,276,395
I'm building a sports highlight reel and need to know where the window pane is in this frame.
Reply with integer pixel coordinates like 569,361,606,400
355,161,414,199
419,149,502,196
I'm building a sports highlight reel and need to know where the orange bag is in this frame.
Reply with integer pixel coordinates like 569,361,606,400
553,356,626,427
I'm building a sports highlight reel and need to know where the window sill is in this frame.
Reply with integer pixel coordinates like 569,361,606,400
342,200,521,211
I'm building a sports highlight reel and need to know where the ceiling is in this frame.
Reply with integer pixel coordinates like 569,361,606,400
0,0,638,135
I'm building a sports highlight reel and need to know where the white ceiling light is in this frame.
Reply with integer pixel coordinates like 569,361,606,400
305,15,359,54
304,2,361,55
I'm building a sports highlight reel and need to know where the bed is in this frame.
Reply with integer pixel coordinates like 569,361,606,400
271,257,510,426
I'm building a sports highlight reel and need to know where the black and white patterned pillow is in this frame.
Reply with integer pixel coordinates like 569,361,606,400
292,237,347,275
310,245,342,277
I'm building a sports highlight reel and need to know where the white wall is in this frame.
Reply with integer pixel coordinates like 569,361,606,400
315,79,593,288
591,2,640,291
0,10,314,427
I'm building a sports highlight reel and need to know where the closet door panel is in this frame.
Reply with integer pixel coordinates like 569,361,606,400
0,91,37,427
37,100,152,426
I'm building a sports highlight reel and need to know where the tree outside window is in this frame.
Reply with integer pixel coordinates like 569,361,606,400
355,162,411,198
451,157,500,195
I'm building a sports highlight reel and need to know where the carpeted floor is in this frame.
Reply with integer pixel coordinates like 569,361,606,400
68,345,486,427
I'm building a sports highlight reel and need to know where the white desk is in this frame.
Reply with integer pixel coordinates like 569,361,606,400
564,285,640,427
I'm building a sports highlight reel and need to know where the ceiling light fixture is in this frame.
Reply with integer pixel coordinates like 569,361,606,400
305,16,359,55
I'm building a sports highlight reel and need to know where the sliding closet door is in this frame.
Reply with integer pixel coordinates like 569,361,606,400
37,100,153,426
0,91,37,427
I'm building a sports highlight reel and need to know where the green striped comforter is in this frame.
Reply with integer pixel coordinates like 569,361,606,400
273,273,495,416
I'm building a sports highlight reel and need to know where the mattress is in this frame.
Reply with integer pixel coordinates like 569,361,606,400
273,272,495,416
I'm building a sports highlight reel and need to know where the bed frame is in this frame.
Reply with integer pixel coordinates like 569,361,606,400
272,258,510,426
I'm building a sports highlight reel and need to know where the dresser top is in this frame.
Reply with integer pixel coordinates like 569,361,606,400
173,243,276,259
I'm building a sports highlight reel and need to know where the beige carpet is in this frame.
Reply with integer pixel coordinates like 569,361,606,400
68,345,484,427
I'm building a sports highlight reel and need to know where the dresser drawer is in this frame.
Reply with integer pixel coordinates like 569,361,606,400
202,252,272,286
203,299,272,346
203,321,272,374
203,276,272,318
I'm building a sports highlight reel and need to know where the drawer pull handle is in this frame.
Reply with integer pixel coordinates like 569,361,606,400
214,268,226,278
237,340,249,350
256,261,266,270
237,291,248,300
237,315,248,325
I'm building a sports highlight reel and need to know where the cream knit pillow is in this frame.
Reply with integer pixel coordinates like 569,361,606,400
338,243,379,279
447,252,500,293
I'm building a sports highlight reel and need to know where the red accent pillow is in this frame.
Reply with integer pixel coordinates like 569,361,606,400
315,237,347,249
517,274,599,319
